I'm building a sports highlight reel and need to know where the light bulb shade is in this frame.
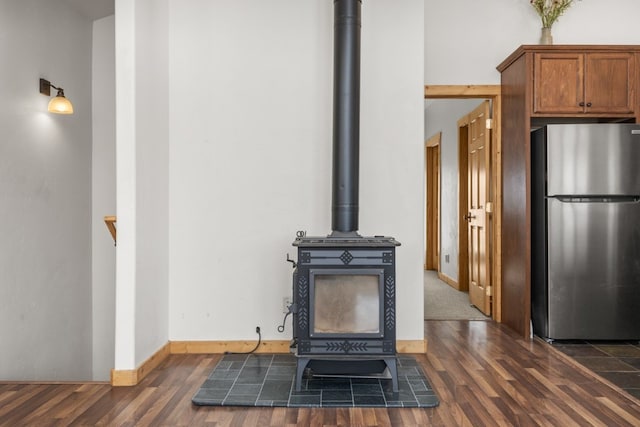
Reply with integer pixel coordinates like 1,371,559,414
48,93,73,114
40,80,74,114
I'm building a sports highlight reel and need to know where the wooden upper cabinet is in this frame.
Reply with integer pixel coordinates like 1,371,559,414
533,52,584,114
533,51,635,115
584,53,635,114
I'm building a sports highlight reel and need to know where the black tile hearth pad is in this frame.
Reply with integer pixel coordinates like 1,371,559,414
192,354,439,408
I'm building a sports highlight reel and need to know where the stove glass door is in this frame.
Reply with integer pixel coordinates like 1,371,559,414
310,269,384,337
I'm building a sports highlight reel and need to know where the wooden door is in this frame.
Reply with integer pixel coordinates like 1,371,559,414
425,133,441,271
584,53,635,114
466,101,491,315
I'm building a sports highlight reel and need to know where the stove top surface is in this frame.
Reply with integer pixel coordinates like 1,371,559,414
293,235,400,247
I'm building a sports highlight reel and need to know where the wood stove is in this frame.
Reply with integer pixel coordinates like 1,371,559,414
291,235,400,391
286,0,400,392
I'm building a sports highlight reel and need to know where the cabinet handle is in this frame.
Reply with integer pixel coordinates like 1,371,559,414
586,102,592,107
579,102,585,107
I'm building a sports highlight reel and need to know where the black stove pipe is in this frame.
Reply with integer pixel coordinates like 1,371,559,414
331,0,361,235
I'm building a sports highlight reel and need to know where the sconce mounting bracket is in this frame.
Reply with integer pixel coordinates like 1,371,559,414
39,78,51,96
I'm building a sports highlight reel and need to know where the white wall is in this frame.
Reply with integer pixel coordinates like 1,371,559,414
115,0,137,371
0,0,93,380
114,0,169,370
424,0,640,282
92,14,116,381
167,0,425,342
134,0,169,367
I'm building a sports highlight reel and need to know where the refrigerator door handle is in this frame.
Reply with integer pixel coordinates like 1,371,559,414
632,129,640,135
550,196,640,203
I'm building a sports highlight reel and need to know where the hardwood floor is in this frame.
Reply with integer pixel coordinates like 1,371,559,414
1,320,639,426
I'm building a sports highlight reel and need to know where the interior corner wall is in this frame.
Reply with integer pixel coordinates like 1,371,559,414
134,0,170,367
0,0,93,380
168,0,425,343
114,0,170,371
92,14,116,382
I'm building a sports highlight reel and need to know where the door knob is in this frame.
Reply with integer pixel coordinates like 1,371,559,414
464,213,476,221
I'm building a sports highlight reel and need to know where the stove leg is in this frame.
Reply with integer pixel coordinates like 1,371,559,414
384,357,399,393
295,357,311,392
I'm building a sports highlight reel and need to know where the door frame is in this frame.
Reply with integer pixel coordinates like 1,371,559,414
425,133,441,271
457,117,470,292
424,85,502,322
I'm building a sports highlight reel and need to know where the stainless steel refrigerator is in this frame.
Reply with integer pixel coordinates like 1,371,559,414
531,123,640,341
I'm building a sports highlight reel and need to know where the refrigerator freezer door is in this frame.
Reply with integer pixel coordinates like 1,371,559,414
546,124,640,196
547,198,640,339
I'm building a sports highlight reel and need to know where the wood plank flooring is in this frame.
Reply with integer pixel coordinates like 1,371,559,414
1,320,639,426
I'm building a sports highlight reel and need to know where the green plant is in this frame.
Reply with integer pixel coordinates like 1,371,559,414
530,0,579,28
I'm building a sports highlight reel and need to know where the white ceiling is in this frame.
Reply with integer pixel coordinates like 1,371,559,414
63,0,114,21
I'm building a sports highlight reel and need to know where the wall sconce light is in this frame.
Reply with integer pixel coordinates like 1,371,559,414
39,78,74,114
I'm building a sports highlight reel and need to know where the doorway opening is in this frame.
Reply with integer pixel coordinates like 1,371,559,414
423,85,502,322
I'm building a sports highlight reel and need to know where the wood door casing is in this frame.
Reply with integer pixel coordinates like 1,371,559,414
424,84,502,323
425,133,441,271
466,101,492,315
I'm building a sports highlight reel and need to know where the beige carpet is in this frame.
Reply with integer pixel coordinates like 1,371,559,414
424,270,489,320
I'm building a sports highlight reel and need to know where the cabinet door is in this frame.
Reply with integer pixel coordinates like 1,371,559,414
584,53,635,114
533,53,584,114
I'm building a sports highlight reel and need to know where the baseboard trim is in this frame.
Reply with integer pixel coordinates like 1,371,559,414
437,271,460,290
170,340,291,354
112,338,428,386
111,341,171,387
398,339,428,354
170,339,428,355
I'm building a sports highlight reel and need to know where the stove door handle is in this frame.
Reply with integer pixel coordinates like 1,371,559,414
286,253,297,269
277,303,297,333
